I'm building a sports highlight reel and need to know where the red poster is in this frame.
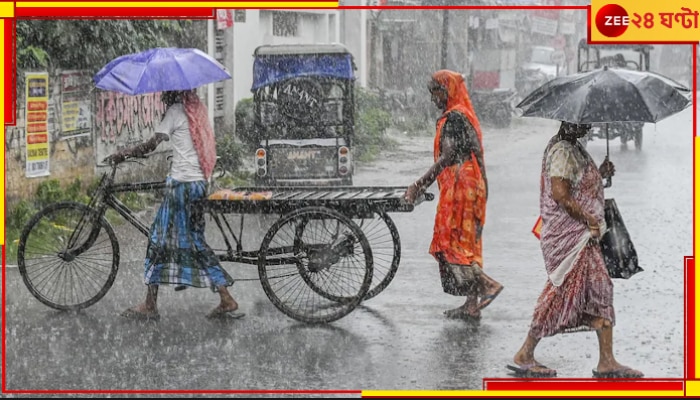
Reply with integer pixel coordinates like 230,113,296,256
216,9,233,30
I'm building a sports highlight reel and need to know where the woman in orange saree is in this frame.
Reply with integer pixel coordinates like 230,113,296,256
405,70,503,320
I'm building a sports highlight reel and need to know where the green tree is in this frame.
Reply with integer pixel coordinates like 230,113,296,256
16,20,206,76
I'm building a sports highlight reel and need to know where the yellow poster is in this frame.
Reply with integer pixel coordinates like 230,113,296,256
25,72,50,177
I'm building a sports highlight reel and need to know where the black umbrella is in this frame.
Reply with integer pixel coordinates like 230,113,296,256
516,66,691,125
516,66,691,186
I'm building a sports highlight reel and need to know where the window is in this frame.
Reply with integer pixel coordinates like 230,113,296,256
272,12,298,37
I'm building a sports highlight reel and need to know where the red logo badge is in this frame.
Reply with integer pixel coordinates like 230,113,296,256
595,4,630,37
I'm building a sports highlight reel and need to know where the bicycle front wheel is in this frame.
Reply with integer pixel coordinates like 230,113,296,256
17,202,120,311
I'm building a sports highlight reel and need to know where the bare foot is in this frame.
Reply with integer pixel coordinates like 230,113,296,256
477,283,504,311
214,299,238,313
513,353,536,368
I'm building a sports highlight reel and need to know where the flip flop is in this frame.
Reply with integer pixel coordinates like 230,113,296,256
477,285,504,311
120,308,160,322
206,309,246,320
506,363,557,378
592,367,644,378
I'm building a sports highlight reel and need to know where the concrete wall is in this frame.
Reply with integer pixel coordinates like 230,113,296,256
5,71,96,205
340,1,368,87
5,123,95,205
5,70,172,207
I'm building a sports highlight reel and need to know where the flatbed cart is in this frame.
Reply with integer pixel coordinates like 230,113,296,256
17,159,434,324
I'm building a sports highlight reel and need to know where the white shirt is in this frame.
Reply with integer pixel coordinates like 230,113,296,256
155,103,205,182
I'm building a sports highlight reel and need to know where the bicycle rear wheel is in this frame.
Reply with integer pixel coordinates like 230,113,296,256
17,202,120,311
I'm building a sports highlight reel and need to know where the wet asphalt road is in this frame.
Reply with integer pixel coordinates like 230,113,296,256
2,107,692,395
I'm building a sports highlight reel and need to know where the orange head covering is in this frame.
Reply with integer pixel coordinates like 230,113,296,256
427,70,487,267
429,70,483,147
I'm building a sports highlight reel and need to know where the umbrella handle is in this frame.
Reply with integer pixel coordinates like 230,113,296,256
604,177,612,188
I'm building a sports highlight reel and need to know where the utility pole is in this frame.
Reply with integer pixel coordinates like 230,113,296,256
441,9,449,69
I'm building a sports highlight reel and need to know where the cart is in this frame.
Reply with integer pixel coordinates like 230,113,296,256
17,160,434,324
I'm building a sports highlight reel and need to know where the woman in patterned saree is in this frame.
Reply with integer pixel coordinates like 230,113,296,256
508,121,643,378
105,90,243,321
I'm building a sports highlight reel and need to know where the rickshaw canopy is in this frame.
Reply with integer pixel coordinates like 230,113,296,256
251,43,356,90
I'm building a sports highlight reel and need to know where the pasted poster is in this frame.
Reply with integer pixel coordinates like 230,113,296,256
94,90,168,161
25,72,50,178
216,9,233,30
61,70,92,138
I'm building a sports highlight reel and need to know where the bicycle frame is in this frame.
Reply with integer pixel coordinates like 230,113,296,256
69,161,263,266
65,160,408,272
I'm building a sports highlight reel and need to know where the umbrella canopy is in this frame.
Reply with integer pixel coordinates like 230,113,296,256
94,47,232,95
515,67,691,124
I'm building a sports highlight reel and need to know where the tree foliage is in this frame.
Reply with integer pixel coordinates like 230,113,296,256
16,20,207,75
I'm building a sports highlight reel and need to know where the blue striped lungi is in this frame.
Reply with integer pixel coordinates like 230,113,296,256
143,176,234,290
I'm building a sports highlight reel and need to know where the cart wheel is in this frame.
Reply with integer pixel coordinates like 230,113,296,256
17,202,120,311
295,210,400,301
353,210,401,300
258,207,373,324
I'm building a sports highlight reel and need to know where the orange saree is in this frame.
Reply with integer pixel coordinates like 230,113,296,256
428,70,487,268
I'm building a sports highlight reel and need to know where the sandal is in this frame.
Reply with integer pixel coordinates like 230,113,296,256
506,363,557,378
206,308,246,320
477,285,504,311
592,367,644,378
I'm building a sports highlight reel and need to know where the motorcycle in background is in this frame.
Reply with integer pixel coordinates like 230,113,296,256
471,88,518,129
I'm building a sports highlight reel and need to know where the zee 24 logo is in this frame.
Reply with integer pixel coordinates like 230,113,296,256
594,4,656,37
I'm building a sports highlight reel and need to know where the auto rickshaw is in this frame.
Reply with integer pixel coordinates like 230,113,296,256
248,43,357,186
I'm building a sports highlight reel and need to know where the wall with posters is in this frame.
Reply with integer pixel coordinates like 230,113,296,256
6,70,95,204
5,69,171,205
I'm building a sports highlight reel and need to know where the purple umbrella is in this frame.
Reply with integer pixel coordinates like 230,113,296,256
93,47,232,95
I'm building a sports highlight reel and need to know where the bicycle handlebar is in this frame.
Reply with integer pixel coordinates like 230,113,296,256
99,154,150,168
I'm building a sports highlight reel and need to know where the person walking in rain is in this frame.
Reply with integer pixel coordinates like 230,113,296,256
508,122,643,378
404,70,504,321
105,90,243,321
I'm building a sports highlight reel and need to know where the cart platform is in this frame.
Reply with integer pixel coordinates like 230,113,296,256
201,185,434,217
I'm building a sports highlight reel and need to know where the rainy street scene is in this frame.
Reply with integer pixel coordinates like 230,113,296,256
2,3,696,396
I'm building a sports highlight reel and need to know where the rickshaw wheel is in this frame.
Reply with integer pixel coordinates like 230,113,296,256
258,207,373,324
352,211,401,300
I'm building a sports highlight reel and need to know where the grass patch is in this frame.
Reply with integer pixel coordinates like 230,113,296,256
6,178,157,265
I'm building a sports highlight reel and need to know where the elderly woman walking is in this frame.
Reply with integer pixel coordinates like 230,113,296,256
508,121,643,378
405,69,503,321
